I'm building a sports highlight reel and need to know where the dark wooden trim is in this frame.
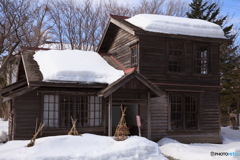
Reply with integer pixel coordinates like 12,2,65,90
108,94,112,136
168,93,171,130
153,82,222,89
147,92,151,139
3,86,39,102
165,89,205,92
110,18,135,35
98,71,165,98
29,81,108,88
135,30,231,44
0,79,27,95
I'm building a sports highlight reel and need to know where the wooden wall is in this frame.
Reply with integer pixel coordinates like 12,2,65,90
13,90,41,140
150,96,168,142
139,35,220,86
107,28,138,69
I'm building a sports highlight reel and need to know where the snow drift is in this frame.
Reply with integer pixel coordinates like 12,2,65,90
158,127,240,160
33,50,124,84
0,119,8,143
0,134,167,160
126,14,226,39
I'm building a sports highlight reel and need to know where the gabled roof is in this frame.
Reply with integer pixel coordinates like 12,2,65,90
20,49,124,85
97,70,165,98
97,14,231,53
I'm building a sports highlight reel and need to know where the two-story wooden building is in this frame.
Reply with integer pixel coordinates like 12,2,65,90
0,14,230,143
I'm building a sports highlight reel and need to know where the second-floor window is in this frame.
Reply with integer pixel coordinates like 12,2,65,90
131,45,137,66
169,41,183,72
195,44,208,74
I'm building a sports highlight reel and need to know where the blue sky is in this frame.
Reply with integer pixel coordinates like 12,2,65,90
221,0,240,24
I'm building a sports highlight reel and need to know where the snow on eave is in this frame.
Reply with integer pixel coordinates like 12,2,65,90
125,14,227,39
33,50,125,84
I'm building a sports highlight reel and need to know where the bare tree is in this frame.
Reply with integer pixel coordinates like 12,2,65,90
0,0,51,120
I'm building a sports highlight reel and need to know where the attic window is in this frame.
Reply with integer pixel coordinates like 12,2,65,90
168,41,183,72
131,45,137,66
195,45,208,74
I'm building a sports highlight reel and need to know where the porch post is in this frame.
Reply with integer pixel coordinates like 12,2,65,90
108,94,112,136
147,92,151,140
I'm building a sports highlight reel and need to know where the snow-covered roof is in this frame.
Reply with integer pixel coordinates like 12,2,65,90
126,14,226,39
33,50,124,84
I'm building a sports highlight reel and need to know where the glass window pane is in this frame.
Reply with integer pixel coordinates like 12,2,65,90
44,103,48,110
49,95,54,103
44,95,49,102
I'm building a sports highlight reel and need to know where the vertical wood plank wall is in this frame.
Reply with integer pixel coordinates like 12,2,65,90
14,90,41,140
150,96,168,142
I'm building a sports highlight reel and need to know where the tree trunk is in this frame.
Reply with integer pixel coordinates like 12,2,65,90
3,101,11,121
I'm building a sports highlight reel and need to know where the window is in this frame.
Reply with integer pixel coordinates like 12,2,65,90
43,94,102,128
60,95,102,128
168,41,183,72
195,45,208,74
170,93,198,130
43,95,59,128
131,45,137,66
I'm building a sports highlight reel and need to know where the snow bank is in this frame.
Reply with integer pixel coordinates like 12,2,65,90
221,126,240,144
158,127,240,160
0,134,167,160
0,119,8,143
126,14,226,39
33,50,124,84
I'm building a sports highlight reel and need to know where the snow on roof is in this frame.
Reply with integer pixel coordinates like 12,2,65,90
126,14,226,39
33,50,124,84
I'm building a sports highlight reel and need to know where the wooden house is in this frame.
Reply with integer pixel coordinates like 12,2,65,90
0,14,230,143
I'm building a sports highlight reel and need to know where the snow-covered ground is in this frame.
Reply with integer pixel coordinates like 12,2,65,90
0,134,167,160
0,119,8,143
1,117,240,160
159,126,240,160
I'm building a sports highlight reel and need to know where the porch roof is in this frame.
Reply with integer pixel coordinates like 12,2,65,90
97,70,165,98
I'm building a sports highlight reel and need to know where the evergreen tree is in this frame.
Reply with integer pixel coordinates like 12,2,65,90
187,0,240,126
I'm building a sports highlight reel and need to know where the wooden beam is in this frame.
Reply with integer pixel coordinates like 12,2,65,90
147,92,151,140
168,93,171,131
165,89,204,92
0,79,27,95
110,18,135,35
3,86,39,102
108,94,112,136
29,81,107,88
135,30,232,44
153,82,222,89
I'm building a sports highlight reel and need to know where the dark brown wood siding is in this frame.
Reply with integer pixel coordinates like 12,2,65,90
150,96,168,142
13,90,41,140
154,84,221,143
107,28,138,69
139,35,220,86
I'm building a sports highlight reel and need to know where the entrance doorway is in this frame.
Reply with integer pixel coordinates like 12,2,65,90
110,104,139,136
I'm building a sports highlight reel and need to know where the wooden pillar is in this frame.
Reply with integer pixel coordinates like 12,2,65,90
168,93,171,130
108,94,112,136
147,92,151,140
